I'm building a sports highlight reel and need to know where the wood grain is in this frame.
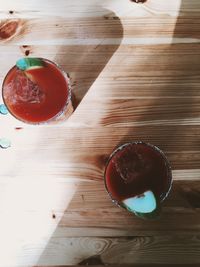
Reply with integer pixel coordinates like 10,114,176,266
1,126,200,181
0,0,199,42
36,235,200,265
0,43,200,109
0,181,198,235
56,181,200,234
0,0,200,266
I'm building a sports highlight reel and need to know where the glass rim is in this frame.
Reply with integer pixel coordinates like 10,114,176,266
104,141,173,211
2,57,72,125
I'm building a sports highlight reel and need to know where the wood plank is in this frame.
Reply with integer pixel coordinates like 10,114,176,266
0,127,199,182
0,180,198,265
57,181,200,233
0,0,199,44
2,84,200,127
0,180,197,236
76,98,200,127
67,180,200,210
26,235,200,265
0,179,197,213
1,125,200,179
0,0,198,18
0,179,198,255
0,43,199,92
59,206,200,232
1,230,199,265
0,43,200,108
0,17,123,44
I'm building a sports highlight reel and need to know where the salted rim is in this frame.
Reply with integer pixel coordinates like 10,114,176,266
2,57,72,125
104,141,173,211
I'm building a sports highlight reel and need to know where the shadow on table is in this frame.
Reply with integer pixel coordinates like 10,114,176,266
103,0,200,264
114,0,200,172
36,0,200,265
54,8,123,110
36,6,123,266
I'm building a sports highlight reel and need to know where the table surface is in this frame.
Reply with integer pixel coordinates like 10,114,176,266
0,0,200,266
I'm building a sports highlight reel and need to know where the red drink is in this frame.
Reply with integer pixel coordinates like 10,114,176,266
2,58,72,124
104,142,172,218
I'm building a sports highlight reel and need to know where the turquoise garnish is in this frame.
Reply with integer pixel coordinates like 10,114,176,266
0,104,8,115
16,57,44,70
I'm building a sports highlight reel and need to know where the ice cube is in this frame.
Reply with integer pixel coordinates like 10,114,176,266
114,146,153,183
114,147,145,183
4,70,45,105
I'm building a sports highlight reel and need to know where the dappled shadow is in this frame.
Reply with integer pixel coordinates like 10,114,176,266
54,8,123,109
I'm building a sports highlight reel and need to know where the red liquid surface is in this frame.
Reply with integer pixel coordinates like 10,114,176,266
3,60,69,123
105,143,171,202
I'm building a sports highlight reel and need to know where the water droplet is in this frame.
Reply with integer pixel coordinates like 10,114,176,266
0,138,11,149
0,104,8,115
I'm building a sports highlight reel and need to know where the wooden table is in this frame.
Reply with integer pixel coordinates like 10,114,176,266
0,0,199,266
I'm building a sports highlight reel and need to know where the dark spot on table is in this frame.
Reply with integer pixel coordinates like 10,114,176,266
71,92,78,109
79,255,104,265
81,194,85,202
104,15,120,20
130,0,147,3
25,50,30,56
71,81,77,87
15,127,23,130
20,45,32,56
9,10,14,15
52,214,56,219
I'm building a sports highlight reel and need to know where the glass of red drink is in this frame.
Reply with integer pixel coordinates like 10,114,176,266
2,57,73,124
104,142,172,219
